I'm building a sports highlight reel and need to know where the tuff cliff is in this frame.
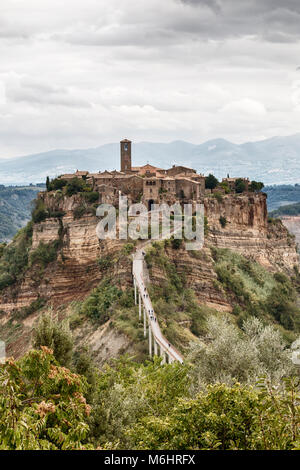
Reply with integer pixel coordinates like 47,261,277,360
204,193,299,273
0,190,298,359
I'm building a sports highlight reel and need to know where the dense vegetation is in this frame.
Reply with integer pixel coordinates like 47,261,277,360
0,219,62,294
0,222,33,290
265,184,300,212
0,185,43,242
1,312,298,450
269,202,300,218
211,247,300,339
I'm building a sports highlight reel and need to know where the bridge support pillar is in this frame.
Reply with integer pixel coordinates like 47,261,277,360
138,293,141,321
149,325,152,358
143,307,147,338
160,345,166,365
134,278,137,305
154,340,158,356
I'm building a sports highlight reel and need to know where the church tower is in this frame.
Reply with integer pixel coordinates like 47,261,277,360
120,139,132,172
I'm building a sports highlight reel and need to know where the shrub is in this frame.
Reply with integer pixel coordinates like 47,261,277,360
235,179,247,193
122,243,134,255
73,204,86,219
16,297,46,320
171,238,183,249
204,216,209,236
188,316,294,387
98,255,112,271
0,243,6,259
32,199,48,223
220,181,231,193
47,177,67,191
83,191,99,203
29,240,60,268
32,313,74,367
80,279,122,323
0,348,92,449
0,223,33,289
249,181,264,192
65,178,91,196
219,216,227,228
130,378,300,450
214,192,223,202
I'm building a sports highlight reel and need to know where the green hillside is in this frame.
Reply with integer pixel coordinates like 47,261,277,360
269,201,300,218
0,185,44,242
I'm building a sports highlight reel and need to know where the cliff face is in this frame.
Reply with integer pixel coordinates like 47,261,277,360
205,193,299,273
0,191,132,314
0,190,298,359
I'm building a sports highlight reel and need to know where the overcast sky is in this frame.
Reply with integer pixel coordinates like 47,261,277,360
0,0,300,157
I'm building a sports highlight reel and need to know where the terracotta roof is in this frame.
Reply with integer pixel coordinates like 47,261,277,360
167,165,195,172
175,176,200,183
113,174,143,179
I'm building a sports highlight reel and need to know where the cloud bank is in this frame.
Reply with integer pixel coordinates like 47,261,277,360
0,0,299,157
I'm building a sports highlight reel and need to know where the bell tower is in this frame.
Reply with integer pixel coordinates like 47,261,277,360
120,139,132,172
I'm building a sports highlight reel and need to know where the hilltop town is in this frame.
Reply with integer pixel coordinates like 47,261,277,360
58,139,254,210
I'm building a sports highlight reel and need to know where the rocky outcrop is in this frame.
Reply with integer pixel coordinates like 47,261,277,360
0,192,132,314
0,190,299,359
205,193,299,273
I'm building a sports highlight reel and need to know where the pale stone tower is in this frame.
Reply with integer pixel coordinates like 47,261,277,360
120,139,132,172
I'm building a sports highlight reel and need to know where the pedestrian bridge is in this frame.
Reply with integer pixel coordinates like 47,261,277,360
132,247,184,364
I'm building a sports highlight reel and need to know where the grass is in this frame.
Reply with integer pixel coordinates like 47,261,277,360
144,241,213,351
211,246,300,339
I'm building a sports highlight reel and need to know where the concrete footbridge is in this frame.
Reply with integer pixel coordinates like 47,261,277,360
132,246,184,364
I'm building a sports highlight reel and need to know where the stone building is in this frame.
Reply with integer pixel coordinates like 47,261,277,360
222,177,250,191
59,139,251,210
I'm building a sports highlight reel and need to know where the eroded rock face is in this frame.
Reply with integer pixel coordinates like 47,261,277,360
0,190,299,359
0,192,132,314
205,193,299,273
1,191,298,314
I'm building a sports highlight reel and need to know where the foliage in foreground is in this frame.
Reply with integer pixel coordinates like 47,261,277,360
188,316,294,388
131,378,300,450
0,342,299,450
0,348,92,450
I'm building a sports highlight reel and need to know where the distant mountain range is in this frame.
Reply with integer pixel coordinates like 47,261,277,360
1,133,300,186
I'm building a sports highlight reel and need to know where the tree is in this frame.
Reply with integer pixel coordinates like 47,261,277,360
66,178,86,196
187,316,294,387
32,313,74,367
129,379,300,450
249,181,264,192
235,178,247,193
0,348,93,450
46,176,50,191
205,174,219,190
32,199,48,223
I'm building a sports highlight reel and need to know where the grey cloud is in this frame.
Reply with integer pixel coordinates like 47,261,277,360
176,0,300,42
179,0,221,13
6,80,91,108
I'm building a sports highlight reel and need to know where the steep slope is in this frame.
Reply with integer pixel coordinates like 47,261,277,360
0,189,299,362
